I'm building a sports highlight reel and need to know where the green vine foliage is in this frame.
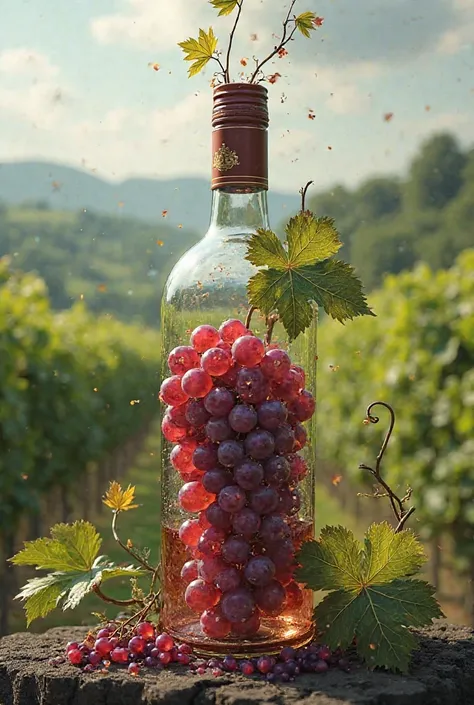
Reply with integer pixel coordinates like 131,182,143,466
0,259,160,535
317,249,474,570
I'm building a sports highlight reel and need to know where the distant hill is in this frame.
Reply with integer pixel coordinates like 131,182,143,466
0,161,300,232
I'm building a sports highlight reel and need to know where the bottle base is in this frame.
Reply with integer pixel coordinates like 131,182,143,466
165,619,315,658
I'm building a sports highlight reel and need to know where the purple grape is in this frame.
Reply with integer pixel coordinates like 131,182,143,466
218,485,246,513
257,400,288,431
244,429,275,460
205,417,235,442
202,468,234,494
254,579,286,616
257,655,273,674
280,647,296,662
263,455,290,486
236,367,269,404
221,588,255,623
249,486,279,515
198,556,227,582
193,443,219,471
186,399,211,427
234,459,264,490
314,660,329,674
273,424,295,454
260,515,291,543
204,387,235,417
244,556,276,587
265,538,295,569
222,536,250,565
228,404,258,433
231,508,261,538
217,440,244,467
197,527,227,555
214,566,241,592
205,502,232,530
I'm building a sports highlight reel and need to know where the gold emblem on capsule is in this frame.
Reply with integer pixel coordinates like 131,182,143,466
213,143,240,172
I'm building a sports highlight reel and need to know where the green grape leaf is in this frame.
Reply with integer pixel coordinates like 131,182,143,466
295,11,318,38
178,28,218,77
10,521,143,624
209,0,239,16
246,213,373,340
295,523,444,673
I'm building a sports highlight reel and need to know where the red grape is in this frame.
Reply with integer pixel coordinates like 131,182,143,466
87,650,102,666
257,656,274,674
273,369,302,402
284,580,304,610
182,369,213,398
231,507,261,538
232,335,265,367
219,364,241,388
110,647,129,663
128,636,146,654
288,390,315,422
244,429,275,460
205,416,235,442
221,587,255,623
290,365,305,390
185,579,220,612
240,659,256,674
198,555,227,582
67,648,83,665
293,422,307,451
94,637,113,657
155,632,174,651
201,347,232,376
198,510,212,529
166,404,190,428
200,607,232,638
217,440,244,467
181,559,199,583
159,376,189,406
178,481,215,512
186,399,211,427
260,349,291,381
231,609,261,637
278,486,301,515
170,440,197,473
191,325,220,353
244,556,276,586
236,367,269,404
198,526,227,555
222,535,250,564
136,622,155,641
202,468,234,494
205,502,232,530
287,454,308,483
204,387,235,417
128,662,140,675
179,518,203,547
218,485,246,513
234,459,264,490
161,415,187,442
228,404,258,433
219,318,248,343
168,346,200,375
254,579,286,616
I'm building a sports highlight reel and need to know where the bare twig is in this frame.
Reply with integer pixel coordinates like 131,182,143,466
92,585,142,607
112,512,155,573
359,401,415,532
300,180,314,211
249,0,299,83
245,305,256,329
212,55,227,78
226,0,243,82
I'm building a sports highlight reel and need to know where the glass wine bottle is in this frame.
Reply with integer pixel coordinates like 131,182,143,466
159,83,317,656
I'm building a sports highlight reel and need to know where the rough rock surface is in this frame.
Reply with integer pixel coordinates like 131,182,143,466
1,624,474,705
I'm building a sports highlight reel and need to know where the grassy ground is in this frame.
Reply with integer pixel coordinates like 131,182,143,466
10,427,357,634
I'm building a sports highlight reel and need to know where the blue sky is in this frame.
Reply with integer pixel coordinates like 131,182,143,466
0,0,473,193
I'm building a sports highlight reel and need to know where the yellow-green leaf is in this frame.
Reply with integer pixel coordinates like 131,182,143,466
103,480,139,512
178,27,218,78
295,11,317,38
286,212,342,267
209,0,239,16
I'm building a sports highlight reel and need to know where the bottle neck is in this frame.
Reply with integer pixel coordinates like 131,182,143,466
206,186,270,240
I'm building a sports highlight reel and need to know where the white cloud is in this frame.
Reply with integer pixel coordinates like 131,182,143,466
0,49,59,78
0,49,69,129
437,0,474,55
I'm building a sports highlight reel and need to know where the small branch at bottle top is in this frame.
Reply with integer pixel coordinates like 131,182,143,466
249,0,299,83
300,180,314,211
225,0,243,82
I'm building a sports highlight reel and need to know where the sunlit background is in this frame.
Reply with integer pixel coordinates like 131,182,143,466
0,0,473,635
